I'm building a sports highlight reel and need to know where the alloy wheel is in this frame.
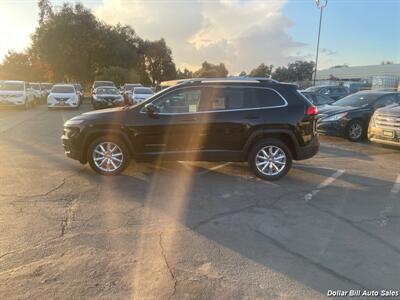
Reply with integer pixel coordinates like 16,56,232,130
255,145,287,176
93,142,124,173
349,123,362,140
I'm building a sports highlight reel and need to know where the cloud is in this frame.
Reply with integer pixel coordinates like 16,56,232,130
95,0,306,74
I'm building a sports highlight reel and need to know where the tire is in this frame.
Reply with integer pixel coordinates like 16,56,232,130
88,136,130,176
248,138,292,181
347,120,364,142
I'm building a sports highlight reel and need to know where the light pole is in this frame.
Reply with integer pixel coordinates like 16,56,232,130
313,0,328,85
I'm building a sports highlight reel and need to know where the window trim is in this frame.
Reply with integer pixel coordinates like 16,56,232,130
140,85,288,115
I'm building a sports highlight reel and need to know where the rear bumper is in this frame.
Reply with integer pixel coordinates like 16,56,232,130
295,135,320,160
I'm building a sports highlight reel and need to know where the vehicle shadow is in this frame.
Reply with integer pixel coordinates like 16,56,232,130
92,160,400,296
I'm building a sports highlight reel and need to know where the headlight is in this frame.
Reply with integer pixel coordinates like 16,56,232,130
322,112,348,122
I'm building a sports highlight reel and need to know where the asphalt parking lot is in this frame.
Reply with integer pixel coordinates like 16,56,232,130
1,103,400,299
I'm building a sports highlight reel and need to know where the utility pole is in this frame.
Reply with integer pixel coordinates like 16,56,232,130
313,0,328,85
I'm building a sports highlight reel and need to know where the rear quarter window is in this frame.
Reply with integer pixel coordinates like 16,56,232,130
251,88,286,108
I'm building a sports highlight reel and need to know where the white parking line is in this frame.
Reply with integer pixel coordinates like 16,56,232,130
390,174,400,195
304,169,345,202
198,162,232,175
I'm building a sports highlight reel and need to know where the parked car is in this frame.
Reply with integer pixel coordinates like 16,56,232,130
40,83,53,99
72,83,84,104
300,91,335,107
131,87,154,104
318,91,400,142
368,103,400,148
304,85,349,100
91,81,115,92
47,84,80,109
122,83,143,104
62,77,320,180
30,83,46,104
92,86,124,109
0,80,35,109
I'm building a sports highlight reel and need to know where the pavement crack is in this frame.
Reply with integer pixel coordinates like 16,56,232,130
253,229,369,290
159,232,177,300
60,197,79,237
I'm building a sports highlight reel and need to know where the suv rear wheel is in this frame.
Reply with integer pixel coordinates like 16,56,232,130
88,136,130,175
248,138,292,181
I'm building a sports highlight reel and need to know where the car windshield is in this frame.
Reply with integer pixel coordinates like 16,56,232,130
41,84,53,90
95,82,114,88
51,86,75,93
125,84,141,90
304,86,321,92
332,93,381,107
0,82,24,91
31,84,40,90
134,88,153,94
96,87,119,95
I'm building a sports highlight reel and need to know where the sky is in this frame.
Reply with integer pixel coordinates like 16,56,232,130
0,0,399,74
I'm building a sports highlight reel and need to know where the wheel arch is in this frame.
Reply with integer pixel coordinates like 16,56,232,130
243,129,299,160
81,129,134,163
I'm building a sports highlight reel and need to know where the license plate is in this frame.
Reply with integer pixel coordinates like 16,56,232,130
383,130,394,138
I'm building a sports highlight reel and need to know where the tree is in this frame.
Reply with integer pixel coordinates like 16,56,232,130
32,2,145,84
38,0,54,25
176,68,193,79
141,39,177,85
249,63,273,77
331,64,349,69
0,50,51,81
381,61,394,65
272,61,314,82
193,61,228,78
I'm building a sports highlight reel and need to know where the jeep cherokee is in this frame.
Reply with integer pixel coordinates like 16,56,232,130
62,78,319,180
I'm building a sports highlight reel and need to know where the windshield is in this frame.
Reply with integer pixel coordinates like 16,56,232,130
0,82,25,91
332,93,381,107
51,86,75,93
304,86,321,92
134,88,153,94
41,84,53,90
96,87,119,95
94,82,114,88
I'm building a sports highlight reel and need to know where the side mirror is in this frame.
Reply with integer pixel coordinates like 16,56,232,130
145,103,159,116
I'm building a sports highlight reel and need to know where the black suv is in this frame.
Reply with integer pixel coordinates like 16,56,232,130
62,78,319,180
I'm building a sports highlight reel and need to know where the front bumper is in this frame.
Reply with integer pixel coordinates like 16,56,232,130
62,127,86,163
48,102,79,108
295,135,320,160
368,127,400,148
93,100,124,109
317,119,348,137
0,100,25,106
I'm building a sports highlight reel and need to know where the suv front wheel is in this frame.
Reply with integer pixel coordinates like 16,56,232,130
88,136,130,175
248,138,292,181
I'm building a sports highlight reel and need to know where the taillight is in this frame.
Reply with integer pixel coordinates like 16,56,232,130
306,106,318,116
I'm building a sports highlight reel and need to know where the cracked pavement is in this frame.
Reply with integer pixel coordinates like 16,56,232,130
0,104,400,299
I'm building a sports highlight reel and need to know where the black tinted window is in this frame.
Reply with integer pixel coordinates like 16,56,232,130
202,87,245,111
202,87,284,111
253,88,285,107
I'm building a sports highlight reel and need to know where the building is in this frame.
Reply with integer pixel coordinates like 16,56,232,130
315,63,400,81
